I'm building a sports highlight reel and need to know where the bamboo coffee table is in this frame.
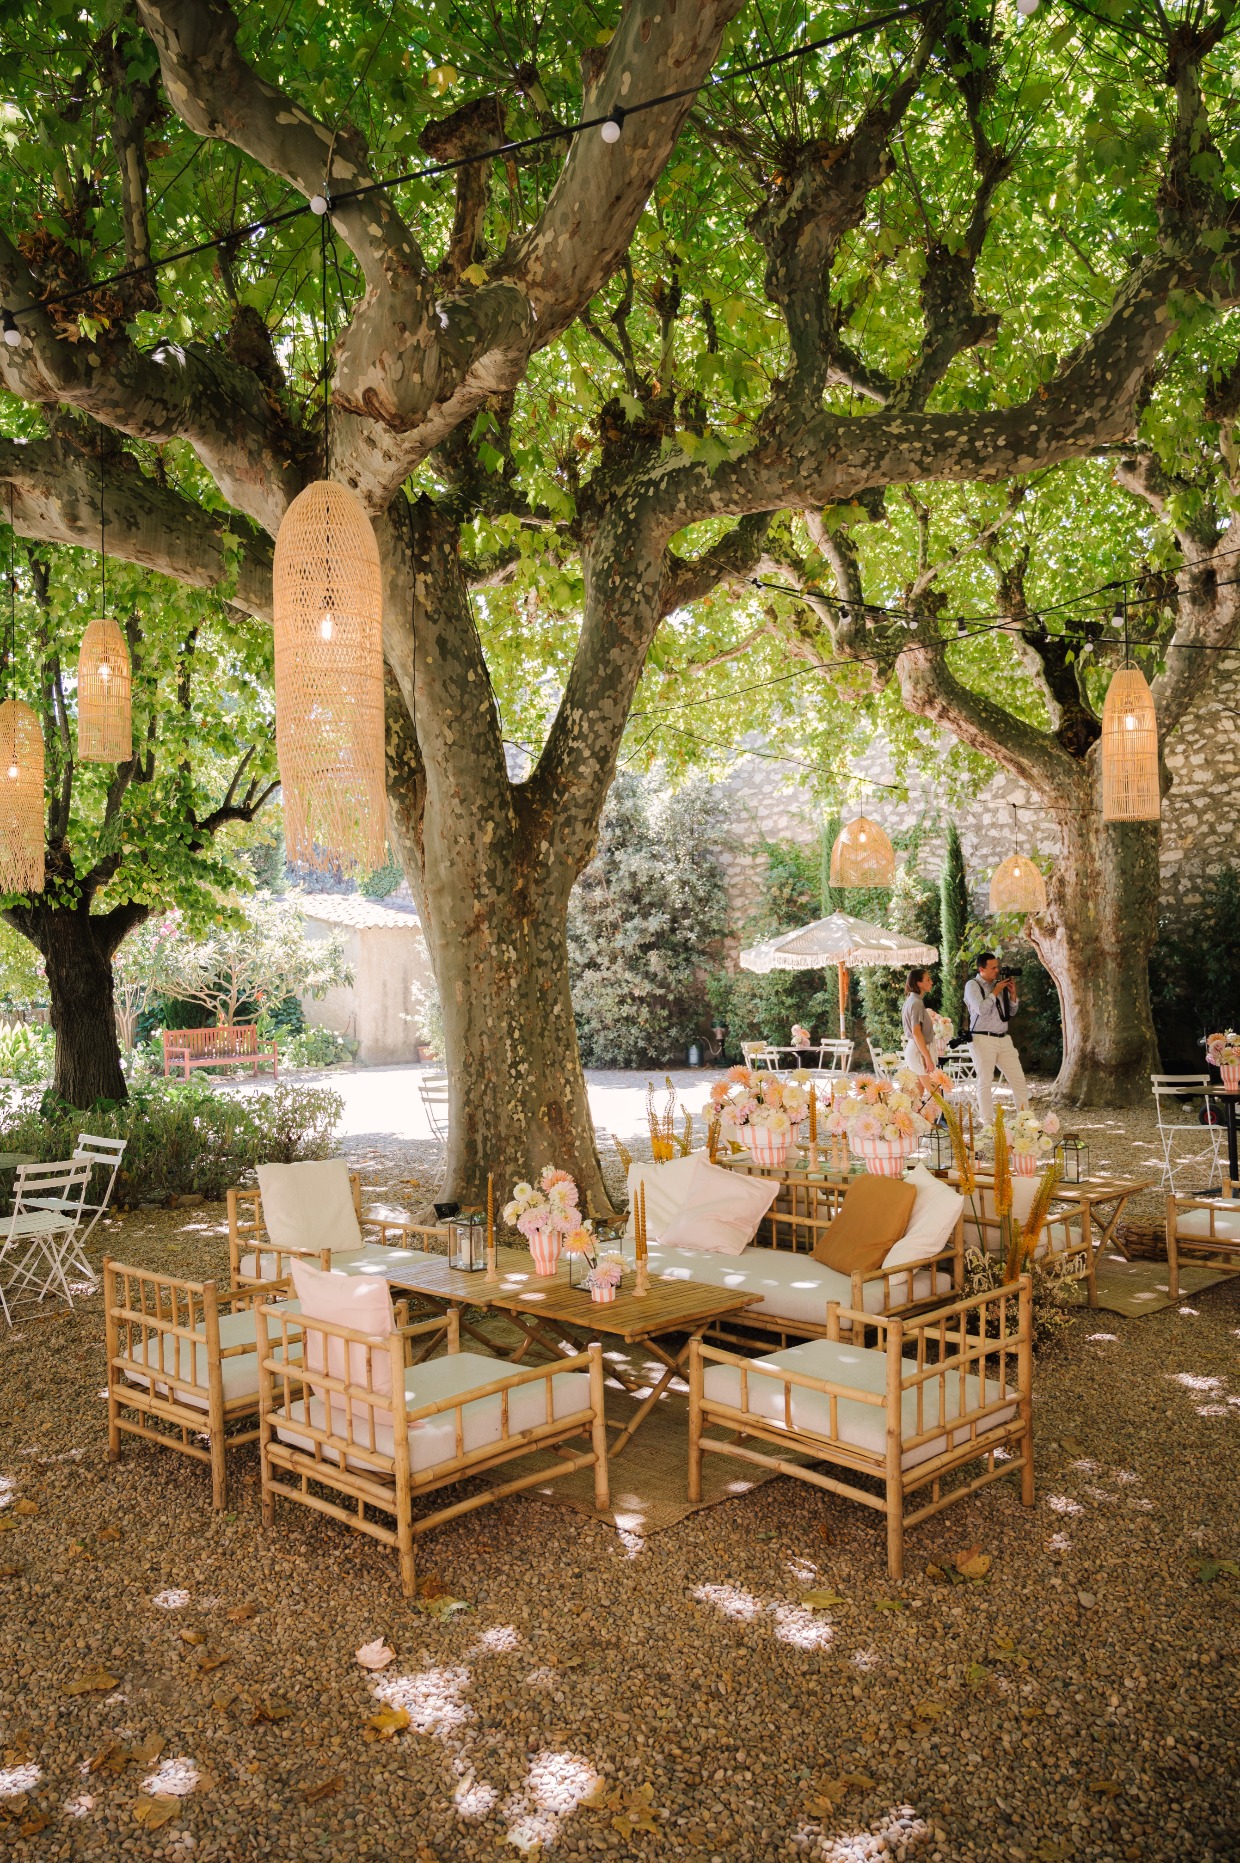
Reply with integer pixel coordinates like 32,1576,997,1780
379,1248,763,1457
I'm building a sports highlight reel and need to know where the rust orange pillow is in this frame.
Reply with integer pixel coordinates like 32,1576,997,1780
812,1174,917,1275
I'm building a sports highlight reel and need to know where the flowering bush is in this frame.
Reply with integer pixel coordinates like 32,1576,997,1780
1206,1030,1240,1068
709,1066,810,1136
822,1070,934,1144
503,1166,584,1243
1004,1109,1061,1158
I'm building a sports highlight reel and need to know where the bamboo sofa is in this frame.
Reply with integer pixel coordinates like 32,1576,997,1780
690,1276,1033,1578
627,1154,966,1350
227,1159,442,1291
257,1265,609,1596
1165,1190,1240,1299
103,1258,442,1509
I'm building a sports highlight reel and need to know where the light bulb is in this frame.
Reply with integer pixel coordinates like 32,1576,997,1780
858,831,867,844
1124,714,1137,731
320,611,334,641
309,193,329,216
1016,0,1039,15
1013,865,1022,877
1,310,21,347
6,763,17,781
600,109,624,143
98,662,111,683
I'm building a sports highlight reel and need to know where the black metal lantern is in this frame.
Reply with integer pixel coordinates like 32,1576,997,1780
1054,1133,1090,1185
448,1209,486,1272
925,1121,954,1172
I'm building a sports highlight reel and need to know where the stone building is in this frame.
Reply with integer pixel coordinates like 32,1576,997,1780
296,893,435,1066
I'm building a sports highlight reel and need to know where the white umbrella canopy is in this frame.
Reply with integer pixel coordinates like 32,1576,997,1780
739,913,939,1039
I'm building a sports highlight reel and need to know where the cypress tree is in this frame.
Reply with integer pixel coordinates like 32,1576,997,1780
939,821,969,1035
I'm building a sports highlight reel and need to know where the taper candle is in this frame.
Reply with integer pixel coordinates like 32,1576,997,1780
485,1172,498,1282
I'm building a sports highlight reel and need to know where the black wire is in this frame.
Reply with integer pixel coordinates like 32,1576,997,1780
321,209,330,480
100,452,106,618
1,9,913,327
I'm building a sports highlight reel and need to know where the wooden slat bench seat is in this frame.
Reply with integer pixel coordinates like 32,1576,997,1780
163,1025,279,1080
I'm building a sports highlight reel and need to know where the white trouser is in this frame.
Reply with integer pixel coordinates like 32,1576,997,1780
971,1034,1028,1126
902,1040,931,1078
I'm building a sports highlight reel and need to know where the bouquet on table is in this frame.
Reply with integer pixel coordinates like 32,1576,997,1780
1001,1108,1061,1174
584,1252,625,1304
790,1024,811,1048
822,1069,934,1176
503,1166,586,1275
928,1009,955,1057
709,1066,811,1166
1207,1031,1240,1090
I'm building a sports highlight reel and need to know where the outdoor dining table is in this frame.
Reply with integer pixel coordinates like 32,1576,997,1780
374,1245,762,1457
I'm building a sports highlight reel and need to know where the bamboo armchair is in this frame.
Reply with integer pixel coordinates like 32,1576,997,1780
227,1171,439,1289
256,1304,609,1596
689,1276,1033,1578
104,1260,435,1510
1165,1191,1240,1300
962,1181,1086,1278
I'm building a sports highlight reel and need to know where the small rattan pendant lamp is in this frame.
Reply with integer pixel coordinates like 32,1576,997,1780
272,205,385,872
76,457,132,763
1101,604,1160,822
0,494,44,894
829,809,896,888
989,804,1048,914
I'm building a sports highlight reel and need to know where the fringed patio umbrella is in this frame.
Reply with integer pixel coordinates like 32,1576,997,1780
739,912,938,1038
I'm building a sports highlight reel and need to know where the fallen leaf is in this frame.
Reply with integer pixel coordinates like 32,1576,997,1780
64,1670,120,1696
249,1697,292,1725
416,1571,449,1600
965,1662,990,1688
130,1736,165,1765
801,1589,849,1609
1059,1435,1087,1457
196,1650,231,1674
954,1548,992,1581
97,1525,122,1544
18,1810,50,1837
225,1602,258,1623
0,1563,23,1579
1191,1558,1239,1584
134,1793,180,1831
210,1691,237,1713
915,1701,947,1719
355,1639,396,1672
302,1776,343,1805
1091,1779,1124,1798
179,1630,206,1647
196,1770,217,1794
415,1594,471,1619
365,1706,410,1741
873,1598,906,1613
0,1519,18,1533
0,1796,28,1825
87,1742,130,1776
838,1772,875,1790
11,1499,37,1517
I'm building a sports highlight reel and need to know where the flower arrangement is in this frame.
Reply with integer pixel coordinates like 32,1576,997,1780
1207,1030,1240,1082
585,1251,625,1303
503,1166,583,1274
822,1070,936,1174
1002,1109,1061,1173
709,1066,811,1166
791,1024,811,1047
928,1009,954,1055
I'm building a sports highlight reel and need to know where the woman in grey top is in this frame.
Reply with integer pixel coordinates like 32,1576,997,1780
901,968,936,1080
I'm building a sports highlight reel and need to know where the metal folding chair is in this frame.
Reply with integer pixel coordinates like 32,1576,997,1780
71,1134,128,1264
815,1039,854,1075
1150,1075,1221,1192
418,1073,450,1141
0,1159,93,1321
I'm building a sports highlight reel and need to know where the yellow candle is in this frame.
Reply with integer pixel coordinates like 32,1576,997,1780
809,1090,818,1145
485,1172,498,1281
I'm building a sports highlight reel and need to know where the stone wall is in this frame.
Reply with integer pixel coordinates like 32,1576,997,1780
709,653,1240,937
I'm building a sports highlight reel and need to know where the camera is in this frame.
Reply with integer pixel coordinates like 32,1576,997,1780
999,967,1019,982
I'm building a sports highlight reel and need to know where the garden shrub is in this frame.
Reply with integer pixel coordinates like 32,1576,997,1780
0,1077,342,1202
283,1025,355,1067
0,1022,55,1085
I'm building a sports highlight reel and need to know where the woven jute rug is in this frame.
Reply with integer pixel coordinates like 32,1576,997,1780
1069,1253,1235,1319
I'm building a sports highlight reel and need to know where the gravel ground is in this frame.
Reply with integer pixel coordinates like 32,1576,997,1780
0,1114,1237,1862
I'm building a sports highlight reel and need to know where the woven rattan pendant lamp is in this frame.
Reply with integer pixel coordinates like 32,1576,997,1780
1101,606,1160,822
272,206,385,872
76,458,132,763
0,496,43,894
829,811,896,888
989,804,1048,913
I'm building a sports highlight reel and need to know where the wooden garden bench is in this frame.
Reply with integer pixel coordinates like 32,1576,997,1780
162,1025,279,1080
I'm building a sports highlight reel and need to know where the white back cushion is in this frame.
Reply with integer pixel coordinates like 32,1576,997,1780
627,1154,779,1248
883,1164,964,1269
290,1258,393,1401
624,1154,707,1240
660,1213,752,1256
257,1160,362,1257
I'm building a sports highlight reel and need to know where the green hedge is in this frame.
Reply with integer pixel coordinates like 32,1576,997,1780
0,1077,343,1203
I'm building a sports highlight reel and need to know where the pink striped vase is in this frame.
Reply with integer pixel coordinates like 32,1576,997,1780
745,1126,793,1167
527,1227,562,1276
848,1133,918,1177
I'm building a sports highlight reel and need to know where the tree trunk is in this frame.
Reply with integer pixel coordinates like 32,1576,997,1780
36,905,129,1106
1031,792,1161,1107
381,500,613,1214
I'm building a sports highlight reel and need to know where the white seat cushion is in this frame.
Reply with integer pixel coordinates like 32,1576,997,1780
124,1301,301,1409
273,1351,591,1475
239,1239,437,1284
255,1160,363,1258
1176,1207,1240,1241
644,1243,951,1325
701,1335,1017,1472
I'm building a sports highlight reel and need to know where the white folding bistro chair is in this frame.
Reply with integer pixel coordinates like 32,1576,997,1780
815,1039,854,1075
0,1159,93,1322
1150,1075,1221,1192
71,1134,127,1266
418,1073,450,1142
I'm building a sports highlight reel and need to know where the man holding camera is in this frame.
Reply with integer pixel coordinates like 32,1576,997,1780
964,952,1028,1126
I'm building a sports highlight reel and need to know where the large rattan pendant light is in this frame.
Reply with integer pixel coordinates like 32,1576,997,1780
0,495,44,895
1101,604,1160,822
829,809,896,888
989,805,1048,914
76,457,132,763
272,204,385,872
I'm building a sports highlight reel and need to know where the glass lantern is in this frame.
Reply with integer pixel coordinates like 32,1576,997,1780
448,1210,486,1272
926,1122,954,1172
1054,1133,1090,1185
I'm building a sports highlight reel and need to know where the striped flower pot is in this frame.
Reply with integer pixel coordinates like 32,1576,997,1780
588,1280,618,1304
848,1133,919,1177
745,1127,793,1167
1011,1152,1040,1176
528,1229,562,1277
1222,1062,1240,1091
